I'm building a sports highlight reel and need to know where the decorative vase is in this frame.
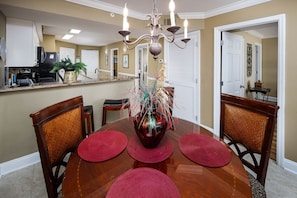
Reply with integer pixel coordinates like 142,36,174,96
134,111,168,148
64,70,77,84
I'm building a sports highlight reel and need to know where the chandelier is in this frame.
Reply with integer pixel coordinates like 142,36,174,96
119,0,190,60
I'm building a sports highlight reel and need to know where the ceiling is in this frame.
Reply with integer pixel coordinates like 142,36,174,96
0,0,277,46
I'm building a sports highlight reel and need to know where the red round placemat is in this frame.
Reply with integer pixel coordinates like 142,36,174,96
106,167,180,198
127,136,174,163
178,133,231,167
78,130,128,162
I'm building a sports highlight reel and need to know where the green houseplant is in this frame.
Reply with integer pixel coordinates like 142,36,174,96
50,58,87,83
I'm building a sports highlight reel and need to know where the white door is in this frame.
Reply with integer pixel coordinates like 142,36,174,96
221,32,244,96
165,31,200,123
110,48,118,78
80,49,99,80
135,44,148,87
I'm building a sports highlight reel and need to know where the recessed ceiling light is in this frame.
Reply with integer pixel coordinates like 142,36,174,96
70,29,81,34
62,34,74,40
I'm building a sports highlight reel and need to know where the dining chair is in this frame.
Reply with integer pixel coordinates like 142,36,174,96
30,96,86,198
220,93,278,198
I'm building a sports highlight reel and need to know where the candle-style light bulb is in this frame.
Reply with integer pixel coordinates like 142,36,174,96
123,3,129,30
169,0,176,26
125,23,130,41
184,19,188,38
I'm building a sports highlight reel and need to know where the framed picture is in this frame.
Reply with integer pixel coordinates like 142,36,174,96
123,54,129,68
247,43,252,77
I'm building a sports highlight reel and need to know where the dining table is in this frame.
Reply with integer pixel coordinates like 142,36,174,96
62,118,252,198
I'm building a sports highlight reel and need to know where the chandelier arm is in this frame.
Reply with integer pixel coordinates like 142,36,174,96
119,1,190,59
123,34,152,46
172,41,187,49
159,33,175,43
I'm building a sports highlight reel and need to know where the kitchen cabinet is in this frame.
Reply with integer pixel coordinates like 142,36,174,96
5,18,39,67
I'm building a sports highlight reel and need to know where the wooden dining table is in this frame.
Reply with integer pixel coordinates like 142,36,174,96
62,118,251,197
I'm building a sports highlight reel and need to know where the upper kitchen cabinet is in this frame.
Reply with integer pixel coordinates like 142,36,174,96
6,18,39,67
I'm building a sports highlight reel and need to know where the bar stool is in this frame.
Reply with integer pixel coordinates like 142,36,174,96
102,98,131,126
84,105,94,135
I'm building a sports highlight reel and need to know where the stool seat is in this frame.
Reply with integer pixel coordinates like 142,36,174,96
103,98,129,106
102,98,131,126
84,105,94,135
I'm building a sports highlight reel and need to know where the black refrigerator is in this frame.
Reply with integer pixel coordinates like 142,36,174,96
37,51,60,83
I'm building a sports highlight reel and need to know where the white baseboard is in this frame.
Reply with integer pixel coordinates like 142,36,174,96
199,124,214,133
283,158,297,175
0,152,40,177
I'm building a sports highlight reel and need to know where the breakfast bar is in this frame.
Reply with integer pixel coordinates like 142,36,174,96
0,78,135,164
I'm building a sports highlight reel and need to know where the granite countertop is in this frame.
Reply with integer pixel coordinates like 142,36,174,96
0,77,136,93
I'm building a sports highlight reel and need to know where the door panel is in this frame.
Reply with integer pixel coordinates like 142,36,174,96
165,31,200,123
222,32,244,96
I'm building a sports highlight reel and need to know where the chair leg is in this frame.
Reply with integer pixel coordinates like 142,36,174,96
102,107,107,126
91,111,94,131
83,113,91,136
128,105,131,117
84,105,94,135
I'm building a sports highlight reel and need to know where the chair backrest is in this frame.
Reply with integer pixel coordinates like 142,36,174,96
220,93,278,186
30,96,86,198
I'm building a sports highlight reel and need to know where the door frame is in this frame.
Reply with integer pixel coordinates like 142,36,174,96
135,43,149,88
214,14,286,167
254,42,263,82
110,48,118,78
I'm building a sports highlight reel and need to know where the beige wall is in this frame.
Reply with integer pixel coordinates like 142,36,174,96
262,38,278,97
99,39,164,80
42,35,101,59
40,34,55,52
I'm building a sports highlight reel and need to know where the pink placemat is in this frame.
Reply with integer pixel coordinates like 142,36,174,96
106,167,180,198
78,130,128,162
178,133,231,167
127,136,174,163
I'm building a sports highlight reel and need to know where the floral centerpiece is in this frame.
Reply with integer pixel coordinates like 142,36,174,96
129,63,175,148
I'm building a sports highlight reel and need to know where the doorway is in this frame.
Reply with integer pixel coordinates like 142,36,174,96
110,48,118,78
135,43,148,87
214,14,286,166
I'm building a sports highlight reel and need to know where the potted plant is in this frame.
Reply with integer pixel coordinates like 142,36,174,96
129,63,175,148
50,58,87,83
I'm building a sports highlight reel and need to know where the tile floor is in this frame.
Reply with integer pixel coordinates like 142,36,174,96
0,159,297,197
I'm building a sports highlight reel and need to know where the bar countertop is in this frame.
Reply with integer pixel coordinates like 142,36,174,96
0,77,137,93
